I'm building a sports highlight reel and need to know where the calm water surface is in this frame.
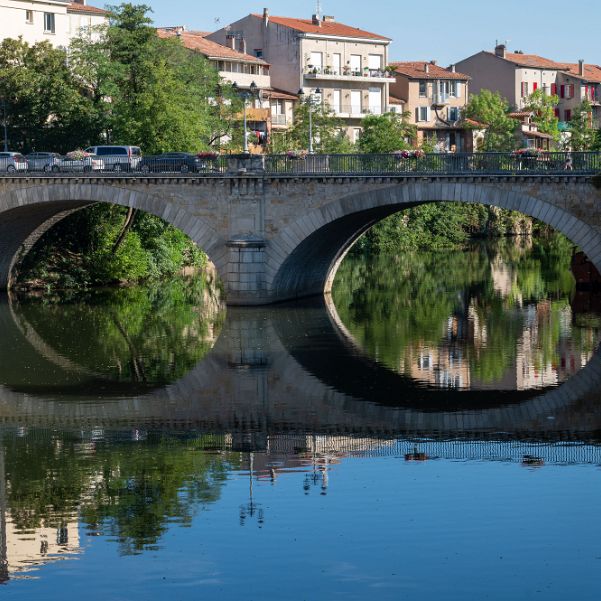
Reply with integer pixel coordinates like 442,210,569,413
1,239,600,600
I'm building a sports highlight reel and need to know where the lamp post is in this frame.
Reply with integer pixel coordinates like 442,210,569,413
232,81,259,154
298,88,322,154
1,98,8,152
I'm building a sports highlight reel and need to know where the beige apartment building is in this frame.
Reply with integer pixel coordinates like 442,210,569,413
389,61,474,151
157,27,297,150
0,0,107,47
208,9,395,142
456,45,601,127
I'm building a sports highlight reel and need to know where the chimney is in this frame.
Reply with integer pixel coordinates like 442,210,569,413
263,8,269,25
240,38,247,54
425,63,429,74
430,60,437,66
579,59,585,76
226,34,235,49
312,14,322,26
495,44,507,59
322,15,335,22
450,64,456,73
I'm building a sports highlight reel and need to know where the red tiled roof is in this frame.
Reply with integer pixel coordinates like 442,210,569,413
508,111,532,119
67,2,108,15
264,88,298,101
462,118,485,128
157,29,268,64
389,61,470,80
252,14,390,40
562,63,601,83
388,95,404,105
489,51,567,70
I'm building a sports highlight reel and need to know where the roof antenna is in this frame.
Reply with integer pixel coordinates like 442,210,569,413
315,0,322,19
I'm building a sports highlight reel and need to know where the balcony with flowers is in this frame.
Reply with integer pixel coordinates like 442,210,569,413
304,65,395,84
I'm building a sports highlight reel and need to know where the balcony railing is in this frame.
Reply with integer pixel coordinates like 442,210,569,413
271,114,287,126
3,152,599,177
330,105,383,116
304,67,394,79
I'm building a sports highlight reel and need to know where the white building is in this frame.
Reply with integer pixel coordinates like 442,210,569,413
0,0,107,48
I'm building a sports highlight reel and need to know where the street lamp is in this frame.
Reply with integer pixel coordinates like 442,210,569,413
298,88,322,154
1,98,8,152
232,81,259,154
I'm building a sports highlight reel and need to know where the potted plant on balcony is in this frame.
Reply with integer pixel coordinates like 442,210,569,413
343,63,351,76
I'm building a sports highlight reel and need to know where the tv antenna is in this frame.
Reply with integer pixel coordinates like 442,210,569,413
315,0,323,19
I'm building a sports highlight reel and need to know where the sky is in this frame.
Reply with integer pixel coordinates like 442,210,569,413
131,0,601,66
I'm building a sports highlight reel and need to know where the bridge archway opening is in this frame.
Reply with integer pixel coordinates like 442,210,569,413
0,184,227,297
268,182,601,303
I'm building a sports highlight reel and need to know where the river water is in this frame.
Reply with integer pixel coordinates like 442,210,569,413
0,238,600,600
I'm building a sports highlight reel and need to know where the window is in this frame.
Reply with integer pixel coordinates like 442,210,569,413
44,12,55,33
418,106,430,122
521,81,529,97
332,53,341,75
368,54,382,71
368,87,382,114
419,81,427,97
350,54,361,74
352,128,362,143
448,107,460,121
25,10,33,24
331,90,341,113
568,84,575,99
551,83,557,96
554,108,560,119
564,109,572,121
254,49,263,58
309,52,323,71
350,90,362,114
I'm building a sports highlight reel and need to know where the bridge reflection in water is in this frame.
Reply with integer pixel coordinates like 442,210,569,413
0,294,600,441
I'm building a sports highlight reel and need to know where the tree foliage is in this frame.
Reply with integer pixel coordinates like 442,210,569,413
523,89,560,141
268,97,353,153
463,90,517,151
569,100,599,150
357,112,416,153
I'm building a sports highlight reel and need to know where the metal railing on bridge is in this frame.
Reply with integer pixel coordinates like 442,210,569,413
1,151,599,177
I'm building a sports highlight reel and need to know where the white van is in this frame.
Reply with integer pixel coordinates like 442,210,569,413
84,145,142,171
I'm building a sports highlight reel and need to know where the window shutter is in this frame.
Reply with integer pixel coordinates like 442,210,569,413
456,82,462,97
551,83,557,96
533,82,538,92
560,85,565,98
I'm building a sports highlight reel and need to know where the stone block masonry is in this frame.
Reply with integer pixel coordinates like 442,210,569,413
0,174,598,304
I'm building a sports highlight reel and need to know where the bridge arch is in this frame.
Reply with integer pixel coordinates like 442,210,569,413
267,180,601,301
0,182,227,289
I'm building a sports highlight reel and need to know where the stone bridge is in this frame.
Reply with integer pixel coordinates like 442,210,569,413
0,165,599,304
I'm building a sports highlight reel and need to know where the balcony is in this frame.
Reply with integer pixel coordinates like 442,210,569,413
331,105,383,118
304,68,394,84
271,114,288,126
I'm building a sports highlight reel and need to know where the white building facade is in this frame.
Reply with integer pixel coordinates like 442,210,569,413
0,0,107,48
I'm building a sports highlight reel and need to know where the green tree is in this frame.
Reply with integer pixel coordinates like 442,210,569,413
0,38,94,152
357,112,416,153
524,89,560,142
569,100,598,150
268,97,353,153
463,90,517,151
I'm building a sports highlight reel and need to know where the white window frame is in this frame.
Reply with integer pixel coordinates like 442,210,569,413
25,9,34,24
331,90,341,114
332,53,341,75
309,52,323,71
350,90,362,115
44,12,55,33
350,54,362,74
419,81,427,97
418,106,430,122
368,54,382,71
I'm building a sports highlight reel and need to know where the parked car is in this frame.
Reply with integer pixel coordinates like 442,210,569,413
0,151,28,172
84,145,142,171
25,152,62,172
51,153,105,172
138,152,204,173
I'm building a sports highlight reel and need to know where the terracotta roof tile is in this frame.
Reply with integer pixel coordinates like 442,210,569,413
489,51,567,70
252,14,390,40
67,2,108,15
562,63,601,83
388,95,404,105
389,61,470,80
264,88,298,100
157,29,268,64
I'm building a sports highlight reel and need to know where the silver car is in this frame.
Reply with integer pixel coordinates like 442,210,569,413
25,152,62,172
0,151,28,172
84,145,142,171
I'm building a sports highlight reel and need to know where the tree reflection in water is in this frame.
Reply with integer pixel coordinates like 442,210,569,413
333,235,601,390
